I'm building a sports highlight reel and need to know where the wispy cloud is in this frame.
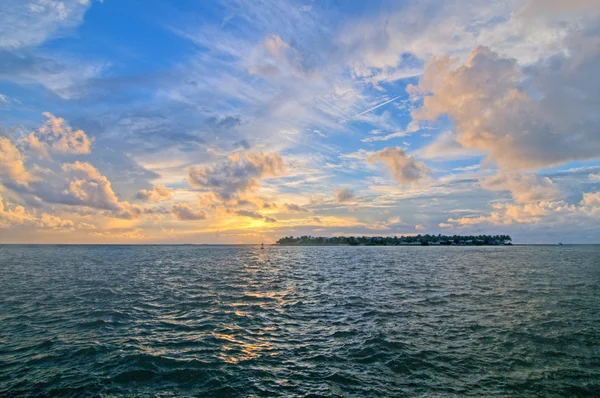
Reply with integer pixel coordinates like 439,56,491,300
1,0,599,243
350,96,401,119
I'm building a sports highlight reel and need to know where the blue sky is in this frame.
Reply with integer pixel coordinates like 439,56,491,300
1,0,600,243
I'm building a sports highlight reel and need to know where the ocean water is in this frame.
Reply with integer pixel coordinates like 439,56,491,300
0,245,599,397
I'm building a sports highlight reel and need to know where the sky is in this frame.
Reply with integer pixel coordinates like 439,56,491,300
0,0,600,244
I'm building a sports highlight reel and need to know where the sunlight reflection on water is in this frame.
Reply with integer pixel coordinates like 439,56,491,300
0,244,599,396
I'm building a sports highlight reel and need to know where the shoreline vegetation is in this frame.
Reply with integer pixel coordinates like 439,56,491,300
276,235,512,246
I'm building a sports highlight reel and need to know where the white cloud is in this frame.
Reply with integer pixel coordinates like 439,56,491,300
361,131,409,143
0,0,94,49
417,131,482,160
0,93,22,109
522,0,600,17
337,0,597,80
447,190,600,226
1,0,600,242
0,51,107,100
410,43,600,170
448,201,569,225
452,165,480,172
481,172,560,203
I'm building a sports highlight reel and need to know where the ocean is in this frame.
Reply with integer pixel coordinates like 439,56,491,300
1,245,599,396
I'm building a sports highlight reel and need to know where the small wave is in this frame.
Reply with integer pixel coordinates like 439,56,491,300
1,245,598,396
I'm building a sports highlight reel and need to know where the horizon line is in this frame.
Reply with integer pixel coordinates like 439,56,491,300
1,243,598,246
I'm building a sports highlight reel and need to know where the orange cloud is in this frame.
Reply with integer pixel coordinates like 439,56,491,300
136,185,175,202
21,112,93,157
0,137,35,185
367,147,429,184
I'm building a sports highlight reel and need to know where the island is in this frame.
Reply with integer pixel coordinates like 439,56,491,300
276,234,512,246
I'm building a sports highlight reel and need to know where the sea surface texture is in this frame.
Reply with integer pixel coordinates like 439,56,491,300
0,245,599,397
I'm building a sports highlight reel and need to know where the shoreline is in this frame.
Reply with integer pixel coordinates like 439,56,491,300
275,243,513,247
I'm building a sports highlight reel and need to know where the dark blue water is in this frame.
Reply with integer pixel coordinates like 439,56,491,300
1,245,599,397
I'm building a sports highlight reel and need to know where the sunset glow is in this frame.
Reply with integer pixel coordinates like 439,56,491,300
1,0,600,244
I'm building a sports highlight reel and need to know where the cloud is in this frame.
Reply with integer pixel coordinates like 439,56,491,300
136,185,175,202
447,191,600,226
1,0,599,243
38,213,75,230
227,208,277,223
337,0,596,80
111,202,146,220
61,161,120,210
188,152,285,200
0,50,105,99
522,0,600,17
171,203,208,221
1,155,150,220
417,131,481,160
367,216,404,231
0,0,94,49
206,115,242,130
229,209,263,220
367,147,430,184
248,34,311,79
589,173,600,181
21,112,93,157
0,137,35,185
88,227,146,240
351,96,402,119
452,165,480,172
448,201,567,225
0,196,37,228
581,191,600,208
481,172,560,203
167,21,365,154
409,43,600,170
283,203,309,212
361,131,409,143
0,194,73,230
335,188,355,203
234,139,251,150
0,93,22,109
77,222,96,230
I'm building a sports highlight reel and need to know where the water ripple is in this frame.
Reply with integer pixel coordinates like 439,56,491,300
1,245,599,396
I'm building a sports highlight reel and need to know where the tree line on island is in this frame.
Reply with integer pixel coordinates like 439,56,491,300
276,234,512,246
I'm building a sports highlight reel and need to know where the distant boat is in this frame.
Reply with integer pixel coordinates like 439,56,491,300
559,242,563,245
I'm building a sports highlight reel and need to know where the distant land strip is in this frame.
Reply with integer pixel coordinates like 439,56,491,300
276,235,512,246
